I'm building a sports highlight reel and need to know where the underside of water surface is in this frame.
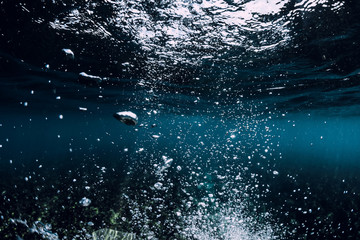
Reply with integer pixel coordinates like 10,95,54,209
1,0,360,239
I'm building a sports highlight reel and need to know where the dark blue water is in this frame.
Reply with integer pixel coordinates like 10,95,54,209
1,0,360,239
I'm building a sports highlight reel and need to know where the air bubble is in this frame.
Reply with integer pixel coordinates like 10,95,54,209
79,197,91,207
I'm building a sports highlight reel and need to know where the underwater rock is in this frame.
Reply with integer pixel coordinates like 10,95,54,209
92,228,137,240
113,111,138,126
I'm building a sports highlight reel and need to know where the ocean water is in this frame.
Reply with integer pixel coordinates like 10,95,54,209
1,0,360,239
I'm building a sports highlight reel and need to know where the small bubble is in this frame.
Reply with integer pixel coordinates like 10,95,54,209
273,170,279,175
162,155,173,165
198,202,206,208
154,182,163,190
62,48,74,59
59,114,63,119
79,197,91,207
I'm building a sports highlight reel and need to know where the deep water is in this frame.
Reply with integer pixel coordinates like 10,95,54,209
1,0,360,239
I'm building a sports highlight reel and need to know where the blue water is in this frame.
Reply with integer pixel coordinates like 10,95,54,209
1,0,360,239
